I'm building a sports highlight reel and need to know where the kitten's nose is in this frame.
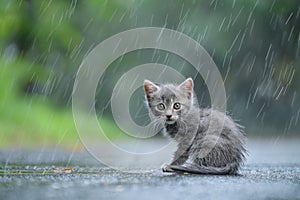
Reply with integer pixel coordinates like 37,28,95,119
166,115,172,119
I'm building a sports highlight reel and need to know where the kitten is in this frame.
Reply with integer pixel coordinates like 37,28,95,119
143,78,246,175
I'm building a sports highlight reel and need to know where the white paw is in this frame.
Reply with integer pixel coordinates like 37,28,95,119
161,163,173,172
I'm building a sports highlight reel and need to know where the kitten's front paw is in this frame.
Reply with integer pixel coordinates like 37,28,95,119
161,163,174,172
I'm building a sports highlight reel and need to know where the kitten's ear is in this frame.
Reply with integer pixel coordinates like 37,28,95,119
178,78,193,99
144,80,159,97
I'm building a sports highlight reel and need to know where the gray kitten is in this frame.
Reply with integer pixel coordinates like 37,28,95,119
144,78,246,175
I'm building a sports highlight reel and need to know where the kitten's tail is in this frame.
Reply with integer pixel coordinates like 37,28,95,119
169,163,238,175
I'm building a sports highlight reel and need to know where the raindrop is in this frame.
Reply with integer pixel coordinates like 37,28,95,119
295,107,300,126
256,103,265,118
228,29,241,52
285,12,294,25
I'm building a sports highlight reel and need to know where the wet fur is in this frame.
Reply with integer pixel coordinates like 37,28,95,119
144,78,246,175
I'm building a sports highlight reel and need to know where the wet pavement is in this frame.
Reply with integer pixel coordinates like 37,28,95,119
1,138,300,200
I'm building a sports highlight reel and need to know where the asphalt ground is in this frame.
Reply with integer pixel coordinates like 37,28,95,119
1,138,300,200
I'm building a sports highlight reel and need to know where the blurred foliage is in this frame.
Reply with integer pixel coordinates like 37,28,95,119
0,0,300,147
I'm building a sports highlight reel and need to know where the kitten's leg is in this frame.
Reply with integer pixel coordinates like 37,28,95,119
170,147,189,165
161,163,174,172
161,148,189,172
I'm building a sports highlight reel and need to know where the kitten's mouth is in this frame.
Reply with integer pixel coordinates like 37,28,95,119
165,119,176,124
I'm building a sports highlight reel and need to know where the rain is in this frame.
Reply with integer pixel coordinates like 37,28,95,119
0,0,300,199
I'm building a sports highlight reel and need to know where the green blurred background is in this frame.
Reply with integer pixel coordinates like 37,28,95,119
1,0,300,149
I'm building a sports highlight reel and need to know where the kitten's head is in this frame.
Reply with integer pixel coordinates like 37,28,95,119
143,78,194,125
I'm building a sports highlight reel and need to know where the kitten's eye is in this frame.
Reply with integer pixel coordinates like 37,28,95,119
173,102,181,110
157,103,165,110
